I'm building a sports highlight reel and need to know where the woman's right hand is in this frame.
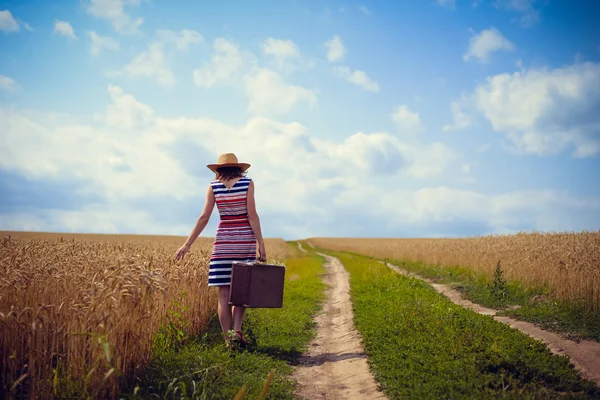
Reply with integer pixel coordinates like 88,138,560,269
258,242,267,262
174,244,190,261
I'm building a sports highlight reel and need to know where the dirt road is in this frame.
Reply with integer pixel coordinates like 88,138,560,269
292,245,387,399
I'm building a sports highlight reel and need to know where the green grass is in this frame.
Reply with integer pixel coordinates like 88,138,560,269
388,258,600,342
339,251,600,343
121,245,325,400
313,247,599,399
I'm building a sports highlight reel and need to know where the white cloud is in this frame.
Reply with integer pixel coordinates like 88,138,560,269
444,61,600,157
0,10,19,32
403,142,459,179
463,27,514,63
261,38,299,59
0,86,461,213
392,105,424,135
96,85,155,129
0,86,194,201
0,75,20,93
121,29,203,87
53,21,77,40
193,38,248,88
437,0,456,9
88,32,119,55
324,35,345,62
495,0,540,26
359,6,372,15
2,85,597,238
86,0,144,35
394,187,600,233
260,37,313,73
333,66,379,92
0,206,191,237
244,68,317,115
156,29,204,51
123,42,174,87
443,96,473,132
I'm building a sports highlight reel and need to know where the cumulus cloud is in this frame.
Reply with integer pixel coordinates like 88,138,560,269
0,75,20,93
261,38,299,59
86,0,144,35
393,187,600,234
443,95,473,132
0,10,20,32
244,68,317,115
193,38,248,88
392,105,424,135
0,206,193,237
495,0,540,26
324,35,345,62
88,32,119,55
122,42,174,87
260,38,313,73
3,85,597,239
0,85,484,237
333,66,379,92
444,61,600,157
156,29,204,51
463,27,514,63
0,86,194,202
53,21,77,40
120,29,203,87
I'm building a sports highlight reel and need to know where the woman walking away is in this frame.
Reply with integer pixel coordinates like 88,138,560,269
174,153,267,348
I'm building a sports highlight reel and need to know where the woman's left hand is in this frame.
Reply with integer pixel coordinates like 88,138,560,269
257,242,267,262
174,244,190,261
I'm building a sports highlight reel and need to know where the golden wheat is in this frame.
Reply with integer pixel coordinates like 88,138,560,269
0,231,290,399
309,231,600,310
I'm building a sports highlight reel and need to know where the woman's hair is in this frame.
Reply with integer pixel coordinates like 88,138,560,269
215,166,246,180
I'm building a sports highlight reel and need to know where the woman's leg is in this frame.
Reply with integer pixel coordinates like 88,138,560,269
217,286,233,339
232,306,246,331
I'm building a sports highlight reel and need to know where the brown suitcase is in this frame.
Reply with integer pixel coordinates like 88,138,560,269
228,261,286,308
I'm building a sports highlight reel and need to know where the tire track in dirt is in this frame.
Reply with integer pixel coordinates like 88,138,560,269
381,260,600,387
292,243,387,399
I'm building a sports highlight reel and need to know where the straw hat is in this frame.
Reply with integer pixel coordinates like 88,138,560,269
206,153,251,173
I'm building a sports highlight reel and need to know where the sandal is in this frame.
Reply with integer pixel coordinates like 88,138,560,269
234,329,248,345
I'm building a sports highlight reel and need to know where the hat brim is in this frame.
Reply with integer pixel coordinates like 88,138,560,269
207,162,251,173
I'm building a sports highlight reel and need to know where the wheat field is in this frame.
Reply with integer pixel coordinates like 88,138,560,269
309,231,600,310
0,231,290,399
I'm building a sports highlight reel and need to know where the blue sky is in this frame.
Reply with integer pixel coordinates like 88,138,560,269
1,0,599,240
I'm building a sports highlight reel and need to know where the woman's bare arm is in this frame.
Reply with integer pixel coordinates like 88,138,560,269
246,180,266,260
183,184,215,247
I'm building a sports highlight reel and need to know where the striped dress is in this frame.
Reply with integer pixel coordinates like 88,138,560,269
208,177,257,286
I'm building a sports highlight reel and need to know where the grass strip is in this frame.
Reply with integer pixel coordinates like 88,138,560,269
326,246,600,342
316,247,599,399
121,244,325,399
385,258,600,343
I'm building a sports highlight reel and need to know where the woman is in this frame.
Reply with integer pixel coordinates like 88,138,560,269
174,153,266,347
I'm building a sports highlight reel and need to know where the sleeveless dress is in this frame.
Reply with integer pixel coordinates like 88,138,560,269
208,177,257,286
